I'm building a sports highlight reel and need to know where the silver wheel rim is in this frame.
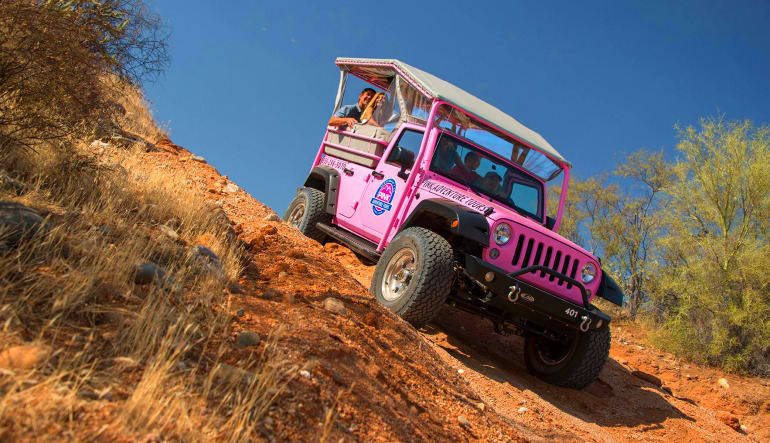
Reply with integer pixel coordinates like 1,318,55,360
287,202,305,228
381,248,416,302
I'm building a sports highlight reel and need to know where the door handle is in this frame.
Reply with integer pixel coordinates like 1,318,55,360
343,168,354,176
371,171,384,179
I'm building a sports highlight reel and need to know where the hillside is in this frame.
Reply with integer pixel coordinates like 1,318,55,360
1,108,768,441
118,138,769,441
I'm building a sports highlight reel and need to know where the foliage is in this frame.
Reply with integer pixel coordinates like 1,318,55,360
0,0,168,152
558,117,769,375
650,117,770,375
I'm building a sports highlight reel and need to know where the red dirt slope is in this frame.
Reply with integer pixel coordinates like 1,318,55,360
136,141,769,442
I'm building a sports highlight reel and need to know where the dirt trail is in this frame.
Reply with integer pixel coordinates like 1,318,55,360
136,142,768,441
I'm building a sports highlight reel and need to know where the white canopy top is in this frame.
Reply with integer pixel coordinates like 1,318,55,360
335,57,569,168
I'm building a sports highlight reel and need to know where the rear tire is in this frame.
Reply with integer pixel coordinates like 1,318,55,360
524,326,610,389
370,227,454,329
283,187,330,243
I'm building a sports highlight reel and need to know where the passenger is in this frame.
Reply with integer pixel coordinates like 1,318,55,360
328,88,383,128
480,171,503,196
449,152,482,184
433,137,461,172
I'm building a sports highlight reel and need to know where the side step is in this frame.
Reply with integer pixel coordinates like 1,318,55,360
316,223,381,263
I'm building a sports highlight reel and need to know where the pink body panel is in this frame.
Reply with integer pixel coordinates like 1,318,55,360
409,172,600,305
314,92,597,305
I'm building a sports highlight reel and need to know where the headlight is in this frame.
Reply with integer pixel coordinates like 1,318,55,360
581,262,597,283
493,223,512,246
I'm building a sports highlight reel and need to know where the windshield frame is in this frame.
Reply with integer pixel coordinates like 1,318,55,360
428,130,546,223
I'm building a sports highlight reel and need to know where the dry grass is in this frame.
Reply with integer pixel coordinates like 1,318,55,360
0,86,293,441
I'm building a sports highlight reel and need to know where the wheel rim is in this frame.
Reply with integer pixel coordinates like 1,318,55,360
381,248,416,302
287,202,306,228
534,334,577,367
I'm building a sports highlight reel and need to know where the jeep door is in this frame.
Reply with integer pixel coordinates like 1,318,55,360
356,127,425,238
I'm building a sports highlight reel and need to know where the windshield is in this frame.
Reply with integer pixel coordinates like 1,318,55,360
432,104,563,181
430,132,544,220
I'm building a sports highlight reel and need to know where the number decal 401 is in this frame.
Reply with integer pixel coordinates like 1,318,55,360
564,308,578,318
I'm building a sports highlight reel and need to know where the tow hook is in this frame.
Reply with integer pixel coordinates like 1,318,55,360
507,284,521,303
580,315,591,332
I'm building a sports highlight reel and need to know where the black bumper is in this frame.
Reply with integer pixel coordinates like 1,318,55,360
462,254,610,332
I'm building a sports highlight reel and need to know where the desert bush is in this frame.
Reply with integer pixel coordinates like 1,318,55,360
649,117,770,376
0,0,168,152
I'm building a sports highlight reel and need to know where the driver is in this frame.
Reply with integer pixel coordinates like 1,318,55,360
449,152,482,184
328,88,383,128
480,171,503,196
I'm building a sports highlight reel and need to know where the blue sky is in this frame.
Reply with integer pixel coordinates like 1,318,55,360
145,1,770,213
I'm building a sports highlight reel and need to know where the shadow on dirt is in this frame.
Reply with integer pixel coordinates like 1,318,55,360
423,306,694,429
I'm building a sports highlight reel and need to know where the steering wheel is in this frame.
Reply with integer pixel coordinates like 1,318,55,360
360,92,385,124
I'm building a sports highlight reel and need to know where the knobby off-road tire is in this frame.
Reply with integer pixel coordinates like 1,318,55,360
524,325,611,389
283,187,330,243
370,227,454,329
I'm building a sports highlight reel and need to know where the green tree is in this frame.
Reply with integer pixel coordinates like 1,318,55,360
652,117,770,375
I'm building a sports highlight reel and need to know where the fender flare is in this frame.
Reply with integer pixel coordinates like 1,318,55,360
398,198,490,248
596,272,624,306
302,166,339,215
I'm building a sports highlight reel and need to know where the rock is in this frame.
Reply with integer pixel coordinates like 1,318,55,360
740,424,748,433
223,183,239,193
477,402,486,412
0,201,47,246
661,386,673,395
293,262,309,274
718,377,730,389
264,213,280,222
133,262,166,285
283,293,295,304
157,224,179,241
236,331,260,348
227,281,245,294
458,416,471,428
362,311,379,328
631,370,663,387
323,297,346,315
0,345,51,370
90,140,112,150
409,405,418,415
299,369,311,379
716,411,740,430
288,249,305,259
457,369,465,374
685,374,692,380
191,155,206,163
236,309,244,317
278,271,288,279
192,245,223,275
261,225,278,236
517,407,528,414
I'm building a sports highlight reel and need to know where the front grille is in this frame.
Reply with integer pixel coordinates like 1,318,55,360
510,233,580,288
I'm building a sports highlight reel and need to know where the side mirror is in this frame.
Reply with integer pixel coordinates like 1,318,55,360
545,216,556,230
391,146,415,168
390,146,415,180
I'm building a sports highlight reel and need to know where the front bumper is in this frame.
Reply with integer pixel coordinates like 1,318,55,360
462,254,610,332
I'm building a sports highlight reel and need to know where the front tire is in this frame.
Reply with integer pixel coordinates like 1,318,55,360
524,326,610,389
283,187,330,243
370,227,454,329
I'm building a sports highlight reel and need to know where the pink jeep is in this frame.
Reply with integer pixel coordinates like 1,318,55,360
285,58,624,389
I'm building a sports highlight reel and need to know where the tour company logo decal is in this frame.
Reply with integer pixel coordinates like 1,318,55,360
371,178,396,215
